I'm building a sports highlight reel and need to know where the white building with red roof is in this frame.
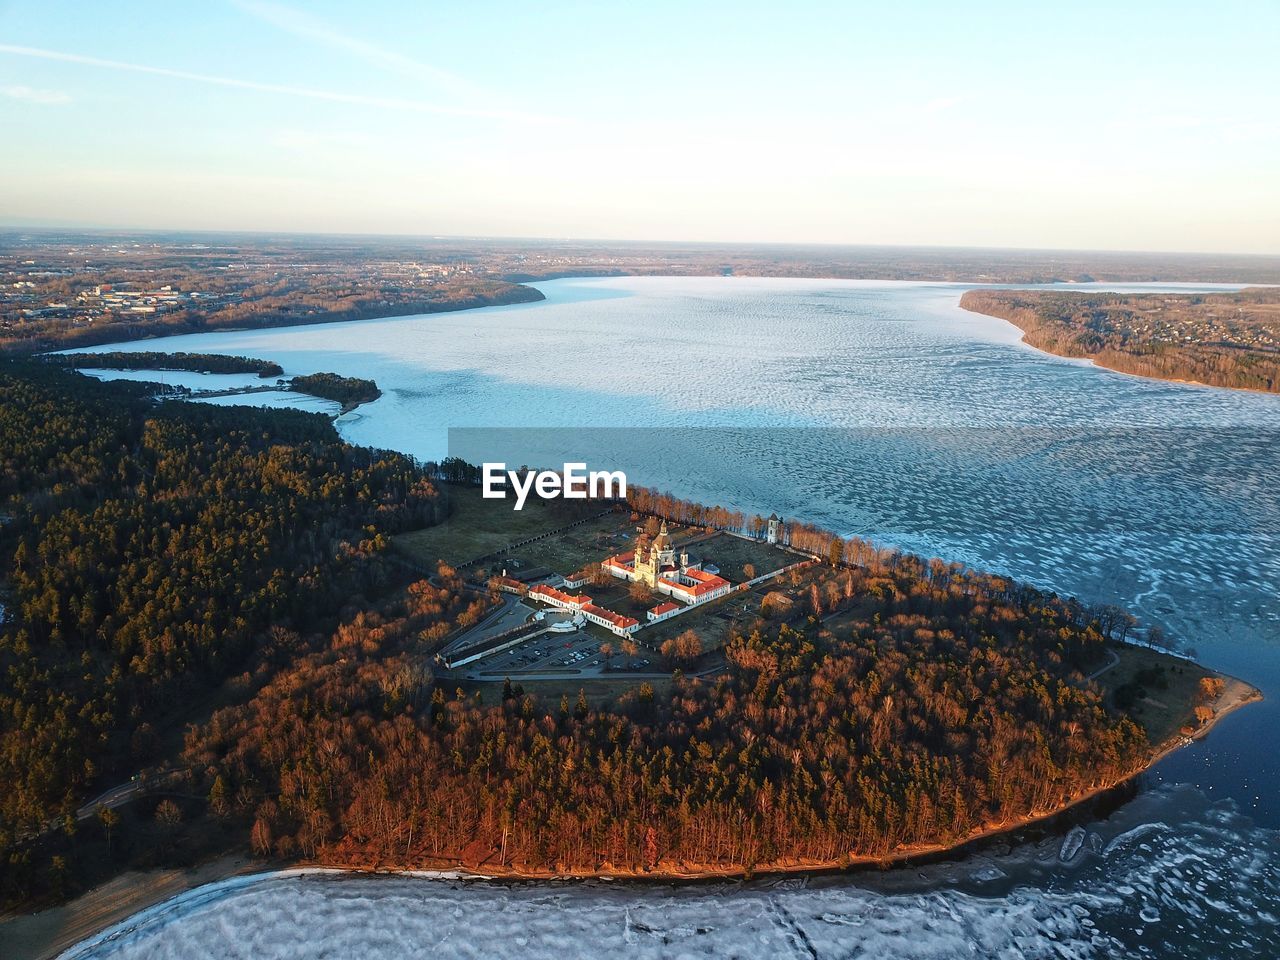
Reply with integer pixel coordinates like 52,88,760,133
528,584,590,611
657,567,732,605
562,567,595,589
580,602,640,636
648,601,681,623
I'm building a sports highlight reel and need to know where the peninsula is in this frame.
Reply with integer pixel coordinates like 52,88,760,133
0,362,1257,940
960,287,1280,393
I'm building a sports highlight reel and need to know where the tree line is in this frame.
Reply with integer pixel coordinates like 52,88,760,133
290,372,381,406
48,352,284,377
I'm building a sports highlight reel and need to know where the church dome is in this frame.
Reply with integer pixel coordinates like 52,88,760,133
653,519,673,551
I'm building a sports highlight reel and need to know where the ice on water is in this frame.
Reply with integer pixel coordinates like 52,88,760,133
60,787,1280,959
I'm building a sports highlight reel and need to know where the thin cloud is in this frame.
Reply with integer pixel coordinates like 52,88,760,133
1,84,71,104
0,43,555,123
231,0,480,100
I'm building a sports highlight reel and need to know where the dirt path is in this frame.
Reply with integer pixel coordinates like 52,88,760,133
1087,648,1121,680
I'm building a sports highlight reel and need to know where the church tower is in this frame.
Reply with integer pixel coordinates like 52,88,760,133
633,532,658,588
766,513,782,545
653,520,676,568
630,520,677,589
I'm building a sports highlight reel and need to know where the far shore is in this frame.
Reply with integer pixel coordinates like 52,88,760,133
4,669,1260,960
12,283,547,357
958,295,1280,396
1037,344,1278,396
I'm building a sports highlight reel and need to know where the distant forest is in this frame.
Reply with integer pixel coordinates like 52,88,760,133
961,287,1280,393
6,232,1280,357
50,351,284,377
2,278,543,353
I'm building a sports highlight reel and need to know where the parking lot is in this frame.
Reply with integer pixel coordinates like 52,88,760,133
465,626,655,680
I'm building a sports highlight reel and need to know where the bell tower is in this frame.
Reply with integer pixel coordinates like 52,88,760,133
653,520,675,567
766,513,782,545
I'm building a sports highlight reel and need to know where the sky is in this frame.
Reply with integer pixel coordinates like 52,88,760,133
1,0,1277,254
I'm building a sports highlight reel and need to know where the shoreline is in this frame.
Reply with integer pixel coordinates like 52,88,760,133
1037,342,1278,396
957,297,1280,396
6,671,1259,960
8,284,547,357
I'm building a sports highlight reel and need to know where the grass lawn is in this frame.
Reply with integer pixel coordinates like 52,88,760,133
693,533,794,582
637,593,765,652
818,592,885,636
391,484,625,569
504,516,634,575
1093,645,1215,746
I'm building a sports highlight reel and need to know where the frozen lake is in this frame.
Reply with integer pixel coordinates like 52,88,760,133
58,786,1280,960
65,277,1280,957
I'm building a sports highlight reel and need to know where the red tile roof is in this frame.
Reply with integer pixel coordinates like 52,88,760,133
682,568,727,585
582,603,639,629
530,584,589,606
660,573,729,598
651,601,680,616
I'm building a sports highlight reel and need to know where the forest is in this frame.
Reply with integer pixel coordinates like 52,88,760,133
290,372,381,406
960,287,1280,393
0,361,443,901
185,551,1147,874
48,352,284,377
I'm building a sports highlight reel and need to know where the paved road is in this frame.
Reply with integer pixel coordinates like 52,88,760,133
75,782,142,820
13,767,182,844
75,767,184,820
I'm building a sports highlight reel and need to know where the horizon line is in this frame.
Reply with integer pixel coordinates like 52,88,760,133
0,221,1277,261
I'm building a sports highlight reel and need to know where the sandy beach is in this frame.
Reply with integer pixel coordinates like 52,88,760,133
1,855,258,960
